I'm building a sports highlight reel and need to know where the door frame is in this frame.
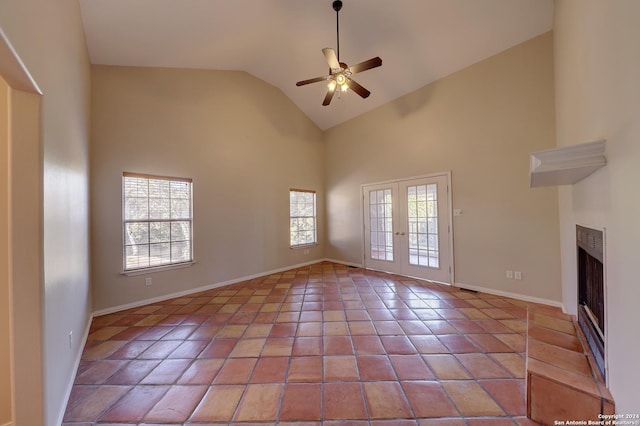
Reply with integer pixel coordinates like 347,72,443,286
1,27,44,426
360,171,455,285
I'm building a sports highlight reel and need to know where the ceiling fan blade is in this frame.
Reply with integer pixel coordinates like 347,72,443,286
348,57,382,74
296,76,328,86
322,48,341,70
346,79,371,99
322,84,337,106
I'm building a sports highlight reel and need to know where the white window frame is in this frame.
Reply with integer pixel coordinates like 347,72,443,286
289,189,317,248
122,172,194,274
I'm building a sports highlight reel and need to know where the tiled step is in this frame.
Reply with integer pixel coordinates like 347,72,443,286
526,310,615,424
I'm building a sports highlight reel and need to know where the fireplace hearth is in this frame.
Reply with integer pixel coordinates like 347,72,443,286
576,225,605,380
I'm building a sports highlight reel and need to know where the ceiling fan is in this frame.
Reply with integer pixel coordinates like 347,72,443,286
296,0,382,106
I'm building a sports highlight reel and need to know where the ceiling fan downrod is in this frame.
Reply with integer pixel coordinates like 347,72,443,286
333,0,342,61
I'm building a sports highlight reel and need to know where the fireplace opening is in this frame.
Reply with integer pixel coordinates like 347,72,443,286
576,225,605,380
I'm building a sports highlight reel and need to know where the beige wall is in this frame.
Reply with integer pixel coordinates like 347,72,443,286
0,76,12,426
91,65,324,312
0,0,91,424
554,0,640,412
324,32,561,303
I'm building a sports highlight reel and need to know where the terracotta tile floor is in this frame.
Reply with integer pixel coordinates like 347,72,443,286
63,261,547,425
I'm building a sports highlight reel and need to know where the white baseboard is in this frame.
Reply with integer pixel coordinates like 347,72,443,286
94,259,326,317
454,281,563,308
55,312,93,426
93,258,563,316
323,260,563,309
324,258,363,269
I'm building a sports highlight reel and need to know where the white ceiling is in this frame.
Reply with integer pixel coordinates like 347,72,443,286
79,0,553,130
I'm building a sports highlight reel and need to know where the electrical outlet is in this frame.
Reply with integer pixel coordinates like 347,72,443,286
303,249,310,255
514,271,522,280
145,277,152,286
506,270,514,279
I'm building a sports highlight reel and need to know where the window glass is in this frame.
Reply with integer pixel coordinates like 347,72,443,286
123,173,193,271
290,189,317,247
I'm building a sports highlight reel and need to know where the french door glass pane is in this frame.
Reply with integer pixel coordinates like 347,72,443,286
369,189,393,261
407,183,439,268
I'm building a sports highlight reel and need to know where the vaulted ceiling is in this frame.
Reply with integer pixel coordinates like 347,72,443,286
79,0,553,130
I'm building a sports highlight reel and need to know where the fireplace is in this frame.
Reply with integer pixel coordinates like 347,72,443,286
576,225,605,380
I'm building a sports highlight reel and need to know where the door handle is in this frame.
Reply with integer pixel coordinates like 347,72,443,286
394,232,406,236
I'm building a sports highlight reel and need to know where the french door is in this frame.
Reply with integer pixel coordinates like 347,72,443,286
363,174,452,284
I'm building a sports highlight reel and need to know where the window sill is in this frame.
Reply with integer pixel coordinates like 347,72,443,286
121,261,196,276
290,243,319,250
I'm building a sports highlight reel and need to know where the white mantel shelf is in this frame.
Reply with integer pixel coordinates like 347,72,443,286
529,140,607,188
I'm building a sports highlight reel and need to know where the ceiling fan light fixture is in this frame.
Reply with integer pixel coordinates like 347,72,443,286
335,73,346,86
